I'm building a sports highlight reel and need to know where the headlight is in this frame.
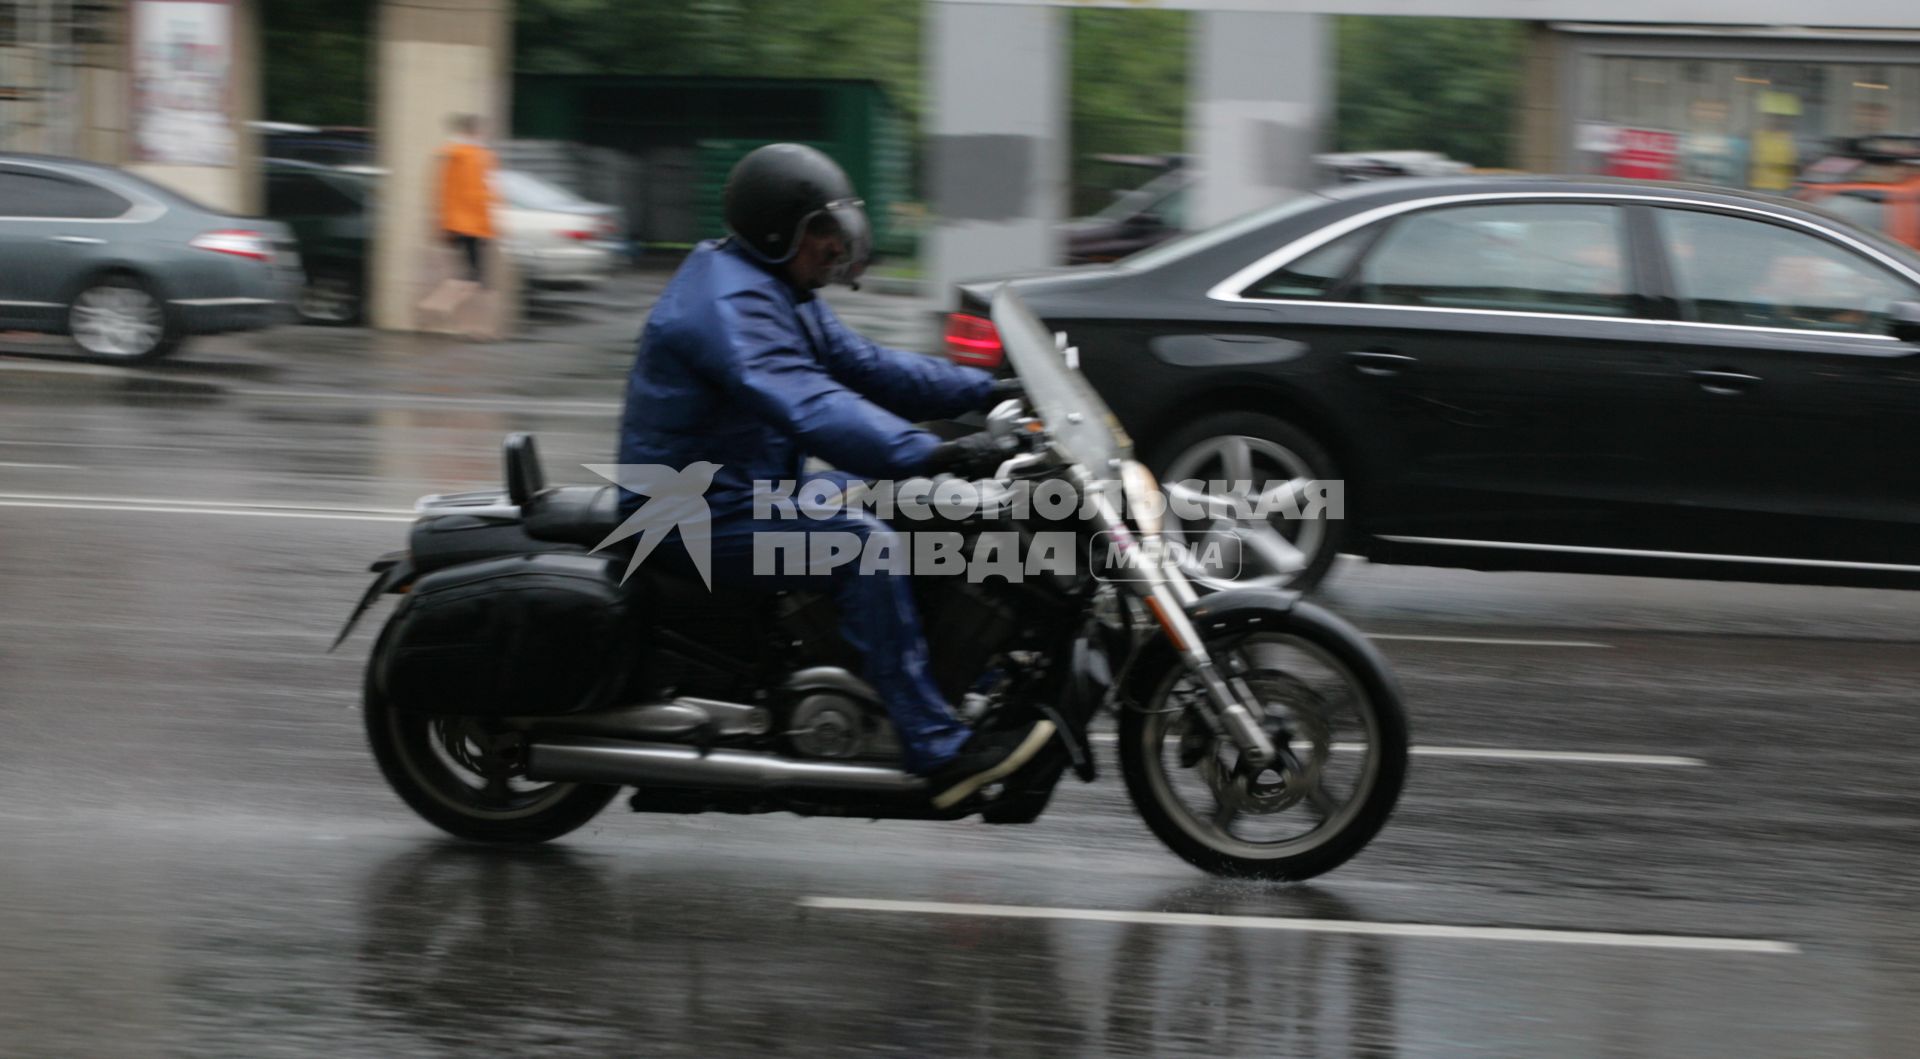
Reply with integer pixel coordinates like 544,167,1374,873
1119,459,1164,538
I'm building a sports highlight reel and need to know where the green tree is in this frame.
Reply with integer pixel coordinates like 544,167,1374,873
261,0,375,127
1069,7,1188,214
1335,16,1523,168
514,0,923,118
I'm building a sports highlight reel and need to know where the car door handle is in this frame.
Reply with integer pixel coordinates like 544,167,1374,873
1346,350,1417,377
1689,369,1761,395
48,235,105,245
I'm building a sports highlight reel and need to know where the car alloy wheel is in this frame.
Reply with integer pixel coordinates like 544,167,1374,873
1161,433,1328,591
70,282,164,359
297,275,360,325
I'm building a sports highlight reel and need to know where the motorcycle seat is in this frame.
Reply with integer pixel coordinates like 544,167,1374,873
523,485,623,546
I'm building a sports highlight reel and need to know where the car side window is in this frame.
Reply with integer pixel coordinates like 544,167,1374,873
1242,229,1370,300
1351,202,1636,318
1656,208,1916,336
0,167,129,219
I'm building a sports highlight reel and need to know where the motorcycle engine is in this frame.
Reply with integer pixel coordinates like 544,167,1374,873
787,692,870,760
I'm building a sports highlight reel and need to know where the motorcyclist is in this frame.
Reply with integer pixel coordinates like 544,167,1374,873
616,143,1053,810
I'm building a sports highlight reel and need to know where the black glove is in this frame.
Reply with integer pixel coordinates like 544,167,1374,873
924,432,1011,478
982,377,1025,409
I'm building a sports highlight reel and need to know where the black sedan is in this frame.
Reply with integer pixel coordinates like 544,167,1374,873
950,177,1920,591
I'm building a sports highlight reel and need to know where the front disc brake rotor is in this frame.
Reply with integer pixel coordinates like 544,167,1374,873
1193,670,1334,816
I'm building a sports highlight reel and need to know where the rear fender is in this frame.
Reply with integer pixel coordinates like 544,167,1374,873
329,551,416,652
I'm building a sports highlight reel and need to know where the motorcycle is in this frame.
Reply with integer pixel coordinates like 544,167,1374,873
334,290,1408,880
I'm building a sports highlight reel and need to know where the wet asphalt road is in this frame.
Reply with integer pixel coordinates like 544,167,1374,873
4,285,1920,1057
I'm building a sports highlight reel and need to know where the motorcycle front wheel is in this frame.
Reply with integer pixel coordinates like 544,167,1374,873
1119,602,1408,881
363,636,618,843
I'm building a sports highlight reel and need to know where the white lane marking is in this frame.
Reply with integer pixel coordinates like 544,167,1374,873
797,898,1798,955
0,440,211,452
1366,633,1612,649
1082,732,1704,767
225,387,623,415
0,499,412,523
1397,746,1706,767
0,461,81,470
0,492,414,515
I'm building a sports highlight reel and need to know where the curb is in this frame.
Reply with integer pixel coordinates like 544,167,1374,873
0,358,229,399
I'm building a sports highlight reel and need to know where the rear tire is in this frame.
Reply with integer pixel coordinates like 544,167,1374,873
1151,411,1345,594
1119,602,1407,881
67,273,180,363
363,629,618,843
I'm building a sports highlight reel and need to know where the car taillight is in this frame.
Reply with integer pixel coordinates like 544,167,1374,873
944,313,1004,369
562,229,597,241
190,229,271,262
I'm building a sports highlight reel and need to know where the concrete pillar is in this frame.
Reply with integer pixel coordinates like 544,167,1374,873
1187,11,1331,229
924,1,1068,308
115,0,262,214
370,0,514,333
1513,21,1565,173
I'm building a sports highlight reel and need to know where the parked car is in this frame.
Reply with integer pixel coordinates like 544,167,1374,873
492,169,624,287
1064,155,1190,265
263,158,371,324
1793,134,1920,249
0,152,298,362
949,176,1920,592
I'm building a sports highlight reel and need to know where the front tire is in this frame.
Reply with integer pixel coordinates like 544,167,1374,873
296,267,364,325
1119,602,1407,880
363,637,617,843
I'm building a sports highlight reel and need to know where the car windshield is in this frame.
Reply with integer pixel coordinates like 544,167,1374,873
493,170,591,212
1092,169,1187,224
991,288,1131,475
1117,192,1328,272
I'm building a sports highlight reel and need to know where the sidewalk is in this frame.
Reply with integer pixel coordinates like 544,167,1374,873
0,270,945,403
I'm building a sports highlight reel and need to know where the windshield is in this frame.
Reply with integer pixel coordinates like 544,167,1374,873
990,288,1131,474
1093,169,1187,224
493,170,591,212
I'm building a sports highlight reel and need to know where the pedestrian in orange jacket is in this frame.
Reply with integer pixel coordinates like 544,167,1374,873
438,114,497,286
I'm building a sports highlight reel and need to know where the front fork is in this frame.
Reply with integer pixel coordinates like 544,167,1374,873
1085,476,1280,769
1140,580,1280,769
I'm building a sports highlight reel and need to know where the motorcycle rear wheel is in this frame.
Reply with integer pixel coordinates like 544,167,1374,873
363,646,618,843
1119,602,1407,881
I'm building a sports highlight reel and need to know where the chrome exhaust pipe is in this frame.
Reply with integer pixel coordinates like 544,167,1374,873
525,737,926,797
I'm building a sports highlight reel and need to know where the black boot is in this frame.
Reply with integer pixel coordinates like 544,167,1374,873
926,719,1057,810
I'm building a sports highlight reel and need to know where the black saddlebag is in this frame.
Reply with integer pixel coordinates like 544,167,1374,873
377,553,635,716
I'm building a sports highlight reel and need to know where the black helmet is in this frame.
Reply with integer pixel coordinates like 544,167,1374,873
723,143,871,284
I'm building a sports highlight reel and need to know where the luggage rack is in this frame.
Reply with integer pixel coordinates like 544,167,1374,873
415,490,520,520
413,434,550,520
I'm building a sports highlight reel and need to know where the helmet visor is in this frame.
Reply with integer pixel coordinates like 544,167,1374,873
816,198,871,286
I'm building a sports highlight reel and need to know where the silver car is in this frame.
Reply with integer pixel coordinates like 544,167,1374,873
0,153,300,362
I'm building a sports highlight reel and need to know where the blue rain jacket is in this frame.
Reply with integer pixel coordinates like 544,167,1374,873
617,240,994,521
